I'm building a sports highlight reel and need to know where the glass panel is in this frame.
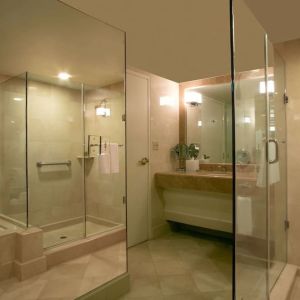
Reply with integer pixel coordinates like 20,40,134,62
84,81,126,237
27,73,85,248
0,74,27,228
0,0,126,295
234,0,269,299
267,41,288,290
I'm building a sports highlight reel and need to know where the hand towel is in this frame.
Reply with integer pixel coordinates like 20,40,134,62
109,143,119,173
237,196,253,236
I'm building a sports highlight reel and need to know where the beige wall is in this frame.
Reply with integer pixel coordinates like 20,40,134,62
149,73,179,236
276,39,300,266
27,80,84,227
84,82,126,225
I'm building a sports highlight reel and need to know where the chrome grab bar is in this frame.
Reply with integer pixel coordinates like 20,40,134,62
36,160,72,167
269,139,279,164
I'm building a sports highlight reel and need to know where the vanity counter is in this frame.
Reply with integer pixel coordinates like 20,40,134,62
155,171,232,194
155,170,256,194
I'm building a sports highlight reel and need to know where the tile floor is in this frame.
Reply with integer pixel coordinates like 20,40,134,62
289,276,300,300
121,230,233,300
0,241,126,300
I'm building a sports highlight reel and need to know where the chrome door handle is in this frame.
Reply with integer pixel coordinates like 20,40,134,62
138,157,149,165
269,139,279,164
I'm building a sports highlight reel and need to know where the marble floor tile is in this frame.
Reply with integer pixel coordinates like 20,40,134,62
125,276,163,298
192,270,231,293
0,241,127,299
159,274,199,296
285,275,300,300
153,259,189,276
123,230,233,299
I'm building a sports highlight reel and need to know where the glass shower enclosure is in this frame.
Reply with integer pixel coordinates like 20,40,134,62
233,0,288,299
0,0,126,250
0,72,126,249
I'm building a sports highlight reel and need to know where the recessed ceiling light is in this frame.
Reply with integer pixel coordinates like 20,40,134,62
13,97,23,101
58,72,71,80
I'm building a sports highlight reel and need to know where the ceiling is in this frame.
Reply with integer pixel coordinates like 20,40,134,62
2,0,299,86
62,0,283,82
244,0,300,43
0,0,125,87
61,0,232,83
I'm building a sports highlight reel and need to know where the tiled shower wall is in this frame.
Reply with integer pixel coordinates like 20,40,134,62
27,80,84,227
0,76,27,224
84,82,126,225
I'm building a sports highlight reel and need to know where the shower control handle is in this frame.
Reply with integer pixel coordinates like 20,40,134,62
138,157,149,165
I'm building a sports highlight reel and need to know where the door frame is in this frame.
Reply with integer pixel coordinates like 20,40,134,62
126,68,152,244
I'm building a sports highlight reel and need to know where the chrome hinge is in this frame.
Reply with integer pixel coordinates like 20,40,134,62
285,220,290,230
284,93,289,104
123,196,127,204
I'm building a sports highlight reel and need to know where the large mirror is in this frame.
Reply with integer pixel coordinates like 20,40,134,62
185,82,232,163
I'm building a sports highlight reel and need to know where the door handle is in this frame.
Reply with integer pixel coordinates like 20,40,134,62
269,139,279,164
138,157,149,165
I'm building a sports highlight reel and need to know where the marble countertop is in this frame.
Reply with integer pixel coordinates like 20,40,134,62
155,170,256,194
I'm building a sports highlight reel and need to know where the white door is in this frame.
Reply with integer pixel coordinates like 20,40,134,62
126,70,149,247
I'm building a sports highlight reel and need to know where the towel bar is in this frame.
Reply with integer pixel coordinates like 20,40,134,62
36,160,72,167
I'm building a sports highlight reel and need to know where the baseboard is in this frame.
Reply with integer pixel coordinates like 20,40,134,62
76,273,130,300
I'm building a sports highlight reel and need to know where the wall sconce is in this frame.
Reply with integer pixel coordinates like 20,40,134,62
184,90,202,106
160,96,175,106
259,80,274,94
243,116,251,124
95,99,111,117
197,120,202,127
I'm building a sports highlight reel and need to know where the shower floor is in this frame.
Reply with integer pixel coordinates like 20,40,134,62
43,220,122,248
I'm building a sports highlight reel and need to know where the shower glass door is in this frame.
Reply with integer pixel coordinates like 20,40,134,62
267,40,288,291
233,1,288,298
233,0,269,299
0,74,27,228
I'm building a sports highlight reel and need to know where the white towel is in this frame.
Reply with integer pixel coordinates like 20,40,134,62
257,143,267,188
98,143,119,174
109,143,119,173
237,196,253,236
99,153,111,174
